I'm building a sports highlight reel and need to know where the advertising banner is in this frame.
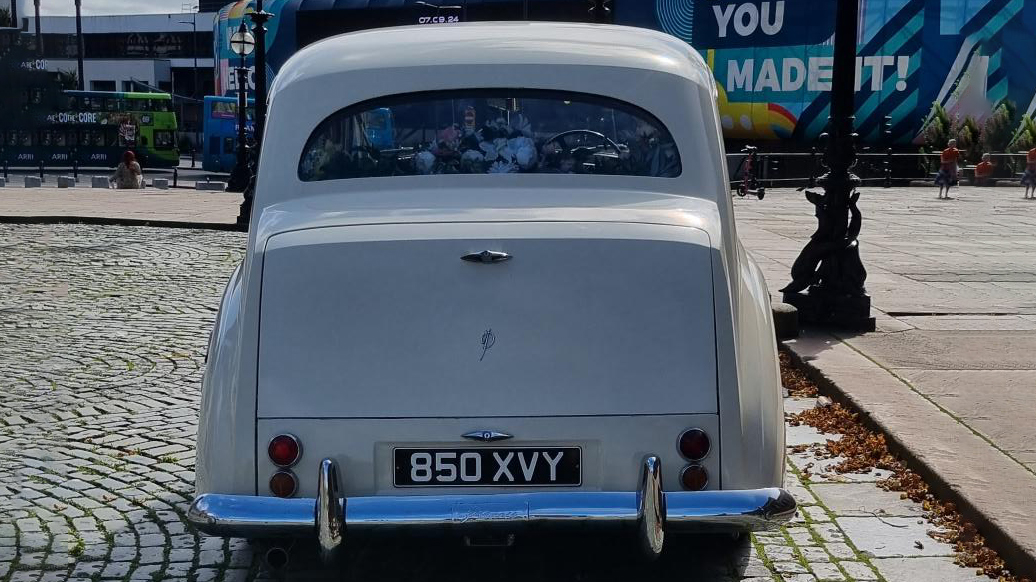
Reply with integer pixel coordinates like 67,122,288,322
214,0,1036,144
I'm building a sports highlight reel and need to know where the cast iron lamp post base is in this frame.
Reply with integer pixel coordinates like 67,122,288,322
779,0,875,333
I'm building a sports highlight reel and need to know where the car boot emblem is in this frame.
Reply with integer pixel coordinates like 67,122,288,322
462,250,512,264
480,328,495,361
462,430,513,442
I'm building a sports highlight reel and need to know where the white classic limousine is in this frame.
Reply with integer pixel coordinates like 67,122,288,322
189,21,794,566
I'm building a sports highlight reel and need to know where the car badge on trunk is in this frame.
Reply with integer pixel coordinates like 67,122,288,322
462,250,512,264
462,430,513,442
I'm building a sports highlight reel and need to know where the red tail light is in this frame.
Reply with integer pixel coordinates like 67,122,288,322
268,434,302,467
680,465,709,491
678,428,711,461
269,470,298,497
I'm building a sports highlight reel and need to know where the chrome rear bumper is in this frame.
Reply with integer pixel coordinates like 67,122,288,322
188,456,796,561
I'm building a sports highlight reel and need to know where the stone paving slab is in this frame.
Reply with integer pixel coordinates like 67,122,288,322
0,187,239,226
0,223,993,581
785,331,1036,576
733,187,1036,577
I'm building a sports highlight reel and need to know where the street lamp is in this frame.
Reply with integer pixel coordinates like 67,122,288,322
780,0,874,331
227,22,254,194
33,0,41,57
179,5,202,155
75,0,85,90
236,0,273,226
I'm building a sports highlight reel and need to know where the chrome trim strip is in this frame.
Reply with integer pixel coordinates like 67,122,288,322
187,461,797,554
187,494,316,537
636,455,665,559
316,458,343,562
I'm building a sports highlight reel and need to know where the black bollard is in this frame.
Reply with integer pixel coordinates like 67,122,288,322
173,167,178,188
39,161,45,182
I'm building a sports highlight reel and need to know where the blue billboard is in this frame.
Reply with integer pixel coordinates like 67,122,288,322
213,0,1036,144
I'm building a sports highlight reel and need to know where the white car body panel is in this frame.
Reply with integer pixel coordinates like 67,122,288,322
194,22,786,539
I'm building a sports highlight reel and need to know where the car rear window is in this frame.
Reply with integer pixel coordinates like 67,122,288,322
298,90,680,181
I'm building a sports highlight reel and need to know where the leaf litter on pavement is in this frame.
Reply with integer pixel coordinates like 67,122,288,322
781,352,1030,582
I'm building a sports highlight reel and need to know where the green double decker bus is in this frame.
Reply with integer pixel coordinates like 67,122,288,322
1,90,180,169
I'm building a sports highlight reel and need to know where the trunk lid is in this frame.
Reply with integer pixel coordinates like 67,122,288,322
257,221,716,418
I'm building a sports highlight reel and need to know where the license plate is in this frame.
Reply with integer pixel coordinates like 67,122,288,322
394,447,581,487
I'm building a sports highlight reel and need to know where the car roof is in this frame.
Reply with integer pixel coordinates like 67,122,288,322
270,22,713,98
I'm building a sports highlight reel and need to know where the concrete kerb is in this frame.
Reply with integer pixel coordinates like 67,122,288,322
781,331,1036,579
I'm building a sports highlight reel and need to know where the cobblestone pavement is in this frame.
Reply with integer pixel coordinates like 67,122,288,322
0,224,985,581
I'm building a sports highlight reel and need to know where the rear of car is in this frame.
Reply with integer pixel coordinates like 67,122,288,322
189,22,793,562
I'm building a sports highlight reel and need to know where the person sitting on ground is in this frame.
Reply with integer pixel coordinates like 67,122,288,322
1023,146,1036,200
935,139,959,199
111,150,144,189
974,152,995,186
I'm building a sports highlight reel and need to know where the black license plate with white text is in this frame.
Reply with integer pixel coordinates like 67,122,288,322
394,447,581,487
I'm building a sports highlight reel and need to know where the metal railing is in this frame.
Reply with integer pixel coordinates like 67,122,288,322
726,150,1030,190
2,160,182,188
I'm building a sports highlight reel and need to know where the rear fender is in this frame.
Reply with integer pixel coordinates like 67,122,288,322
196,263,257,495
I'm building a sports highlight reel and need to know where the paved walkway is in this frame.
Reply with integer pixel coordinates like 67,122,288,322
0,186,238,226
733,185,1036,574
0,223,987,581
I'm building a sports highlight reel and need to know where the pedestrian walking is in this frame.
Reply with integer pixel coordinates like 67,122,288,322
935,139,959,199
111,150,144,189
1023,146,1036,199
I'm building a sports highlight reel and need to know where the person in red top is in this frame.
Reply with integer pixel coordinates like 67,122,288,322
1023,147,1036,199
936,139,959,199
974,153,995,186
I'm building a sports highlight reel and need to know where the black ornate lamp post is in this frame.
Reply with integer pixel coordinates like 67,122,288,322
780,0,875,331
227,22,254,194
236,0,273,226
33,0,41,57
75,0,85,90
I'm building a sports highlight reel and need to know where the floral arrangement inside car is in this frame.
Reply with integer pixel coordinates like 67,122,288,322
298,92,682,181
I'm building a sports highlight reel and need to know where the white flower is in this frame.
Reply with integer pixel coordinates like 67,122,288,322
414,150,437,174
488,160,517,174
479,142,498,161
510,114,533,137
461,149,485,164
515,142,537,171
497,147,514,164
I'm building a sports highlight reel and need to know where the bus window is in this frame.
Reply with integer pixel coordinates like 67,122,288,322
66,131,78,146
93,131,106,147
135,99,151,112
154,100,170,112
106,128,119,147
20,131,34,146
104,98,116,111
54,132,67,147
224,137,235,155
40,131,52,146
154,131,174,149
210,136,222,155
66,95,78,110
116,99,128,112
31,88,43,104
89,98,102,111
